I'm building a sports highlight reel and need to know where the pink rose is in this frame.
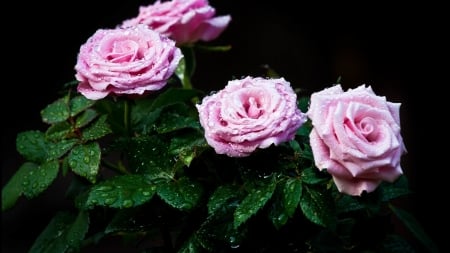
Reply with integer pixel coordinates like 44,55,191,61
121,0,231,45
307,84,407,196
196,76,307,157
75,24,183,100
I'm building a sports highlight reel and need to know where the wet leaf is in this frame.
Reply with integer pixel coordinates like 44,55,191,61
68,142,101,183
157,177,203,211
84,174,156,209
22,160,59,198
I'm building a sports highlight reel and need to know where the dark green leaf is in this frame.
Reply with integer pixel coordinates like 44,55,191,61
65,210,90,250
75,108,98,128
234,176,277,228
70,95,95,117
126,136,175,179
47,139,78,161
335,194,365,214
1,162,35,211
28,212,74,253
198,198,243,250
84,174,156,209
23,160,59,198
157,177,203,211
296,120,312,137
178,235,203,253
41,97,70,124
16,130,77,163
28,211,89,253
381,175,411,202
46,121,72,141
300,185,336,228
297,96,310,112
301,167,329,185
169,131,208,167
94,98,127,134
389,205,439,253
131,99,161,134
81,115,112,141
68,142,101,183
268,185,289,229
105,208,148,234
149,88,201,111
16,130,47,163
283,178,302,217
155,111,201,134
207,185,240,215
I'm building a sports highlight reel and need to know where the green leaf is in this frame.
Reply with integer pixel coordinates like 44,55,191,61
197,198,243,250
94,98,127,134
41,97,70,124
149,88,201,111
105,208,147,234
75,108,98,128
389,204,439,253
300,185,336,228
178,235,203,253
64,211,90,250
1,162,35,211
47,139,78,161
46,121,72,141
69,95,95,117
335,194,365,214
169,131,208,167
155,110,201,134
296,120,312,138
207,185,240,215
234,176,277,228
22,160,59,198
16,130,77,163
126,136,176,179
297,96,310,113
283,178,302,217
81,115,112,141
28,212,74,253
157,177,203,211
84,174,156,209
268,185,289,229
16,130,48,163
301,167,329,185
68,142,101,183
28,211,89,253
380,175,411,202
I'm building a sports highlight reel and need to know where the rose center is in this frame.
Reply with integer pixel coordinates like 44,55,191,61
358,117,378,142
243,96,262,118
106,40,140,63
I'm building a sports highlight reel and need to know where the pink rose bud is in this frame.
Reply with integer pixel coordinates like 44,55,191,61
196,76,307,157
307,84,407,196
121,0,231,45
75,24,183,100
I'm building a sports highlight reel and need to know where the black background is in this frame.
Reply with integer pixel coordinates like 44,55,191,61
2,1,446,252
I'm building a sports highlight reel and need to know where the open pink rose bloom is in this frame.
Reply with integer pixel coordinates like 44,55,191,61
75,24,182,100
307,84,407,196
121,0,231,45
196,76,307,157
